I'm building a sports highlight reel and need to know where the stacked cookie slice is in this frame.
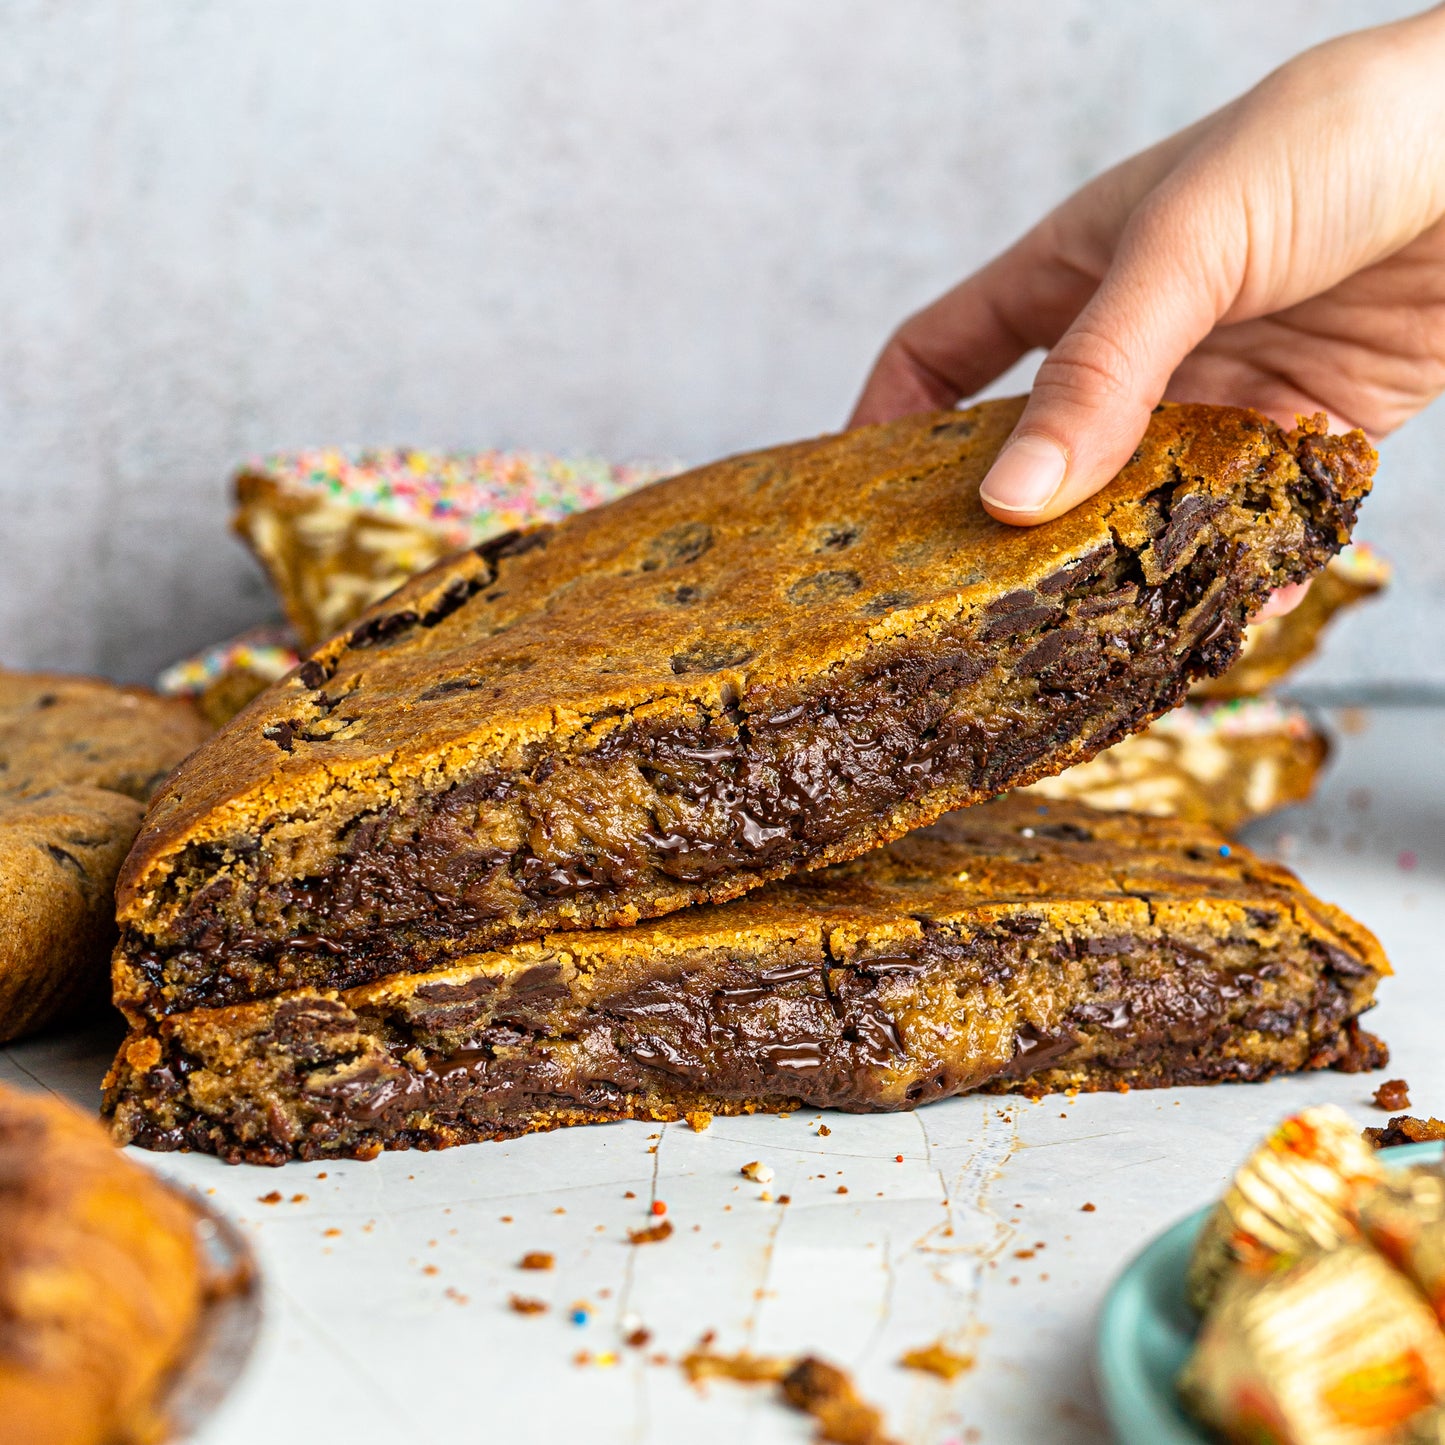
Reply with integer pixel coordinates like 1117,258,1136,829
104,398,1389,1161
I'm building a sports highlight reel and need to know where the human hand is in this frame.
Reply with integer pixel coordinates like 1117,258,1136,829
850,6,1445,531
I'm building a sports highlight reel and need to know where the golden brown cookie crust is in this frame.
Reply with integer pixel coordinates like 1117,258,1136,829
114,399,1375,1024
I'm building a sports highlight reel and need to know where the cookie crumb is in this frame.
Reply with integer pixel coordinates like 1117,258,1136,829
1081,1202,1096,1212
628,1220,674,1246
519,1251,554,1271
509,1295,547,1315
1365,1115,1445,1149
899,1343,975,1381
625,1327,653,1348
257,1190,282,1205
740,1161,774,1184
685,1110,713,1132
681,1350,896,1444
1373,1078,1412,1111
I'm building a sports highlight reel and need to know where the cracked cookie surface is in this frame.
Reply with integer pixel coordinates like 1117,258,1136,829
112,399,1375,1023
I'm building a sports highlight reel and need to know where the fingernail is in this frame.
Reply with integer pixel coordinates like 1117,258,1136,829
979,435,1068,514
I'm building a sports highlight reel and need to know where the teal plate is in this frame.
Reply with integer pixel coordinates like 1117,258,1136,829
1096,1141,1445,1445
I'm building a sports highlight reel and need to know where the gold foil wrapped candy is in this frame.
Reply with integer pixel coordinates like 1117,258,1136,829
1187,1106,1387,1313
1180,1244,1445,1445
1403,1406,1445,1445
1360,1168,1445,1324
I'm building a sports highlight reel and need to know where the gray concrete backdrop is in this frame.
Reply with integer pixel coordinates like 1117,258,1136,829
2,0,1438,688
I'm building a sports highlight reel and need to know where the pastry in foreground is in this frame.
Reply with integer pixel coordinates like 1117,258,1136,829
0,670,211,1043
0,1082,211,1445
1192,543,1390,700
234,447,676,646
113,401,1375,1025
104,796,1387,1164
1020,697,1327,835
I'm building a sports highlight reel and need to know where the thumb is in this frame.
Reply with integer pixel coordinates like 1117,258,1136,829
979,201,1232,526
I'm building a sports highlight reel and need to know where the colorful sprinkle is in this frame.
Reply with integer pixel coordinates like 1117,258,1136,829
243,447,681,549
156,624,300,697
1219,845,1231,858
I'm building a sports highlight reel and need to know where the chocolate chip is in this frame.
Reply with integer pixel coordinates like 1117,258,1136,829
814,523,861,552
1154,491,1225,574
660,585,702,607
929,416,976,438
476,528,548,566
787,570,862,606
263,720,296,752
669,642,755,674
859,590,914,617
979,599,1063,642
296,659,330,690
44,843,87,880
641,523,713,571
348,610,419,650
419,578,482,628
418,678,480,701
1037,545,1115,595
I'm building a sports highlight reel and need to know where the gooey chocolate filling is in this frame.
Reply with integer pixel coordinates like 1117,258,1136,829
120,473,1348,1019
109,917,1385,1164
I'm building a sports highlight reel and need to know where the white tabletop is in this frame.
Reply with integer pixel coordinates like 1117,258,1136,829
5,704,1441,1445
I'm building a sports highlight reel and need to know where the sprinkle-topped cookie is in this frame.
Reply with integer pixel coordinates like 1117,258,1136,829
156,624,301,699
1022,698,1327,833
248,448,679,548
235,449,680,645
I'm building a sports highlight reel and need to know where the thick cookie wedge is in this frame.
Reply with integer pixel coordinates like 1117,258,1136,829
1192,543,1389,699
113,400,1375,1023
104,797,1388,1164
0,671,211,1042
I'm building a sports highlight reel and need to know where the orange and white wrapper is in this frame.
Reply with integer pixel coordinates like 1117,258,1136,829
1360,1167,1445,1324
1181,1244,1445,1445
1187,1107,1388,1313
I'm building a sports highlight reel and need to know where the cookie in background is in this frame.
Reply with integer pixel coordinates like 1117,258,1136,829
0,670,210,1043
233,446,680,648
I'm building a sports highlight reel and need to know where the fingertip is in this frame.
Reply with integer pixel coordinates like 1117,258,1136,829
1251,581,1310,621
978,434,1069,520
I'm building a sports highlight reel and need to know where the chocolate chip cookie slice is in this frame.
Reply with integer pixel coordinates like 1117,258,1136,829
105,796,1387,1163
114,400,1374,1023
0,671,211,1042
